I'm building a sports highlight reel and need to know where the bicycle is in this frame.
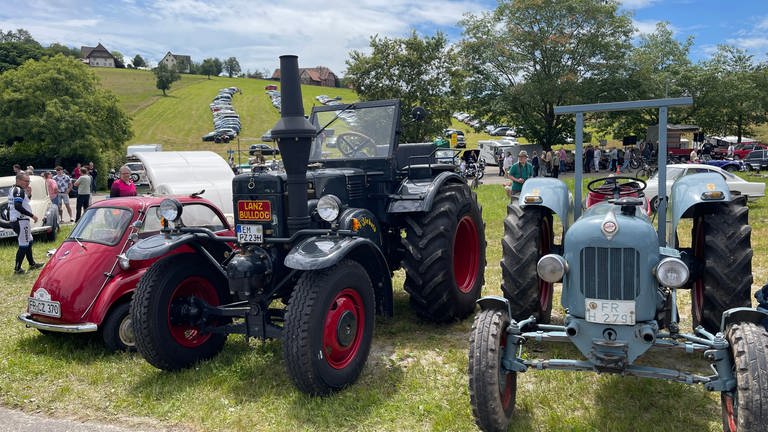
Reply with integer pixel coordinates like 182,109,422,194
636,158,657,178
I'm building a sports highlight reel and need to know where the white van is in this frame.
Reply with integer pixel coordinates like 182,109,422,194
478,139,519,165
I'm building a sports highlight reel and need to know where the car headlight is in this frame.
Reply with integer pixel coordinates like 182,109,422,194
655,257,689,288
317,195,342,222
117,253,130,270
157,198,183,222
537,254,568,283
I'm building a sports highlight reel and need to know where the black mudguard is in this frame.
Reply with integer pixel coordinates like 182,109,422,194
387,171,464,214
125,233,199,260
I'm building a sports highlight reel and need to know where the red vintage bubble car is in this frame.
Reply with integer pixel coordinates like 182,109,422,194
18,195,234,351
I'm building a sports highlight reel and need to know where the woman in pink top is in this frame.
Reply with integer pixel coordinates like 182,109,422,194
43,172,58,204
110,165,137,198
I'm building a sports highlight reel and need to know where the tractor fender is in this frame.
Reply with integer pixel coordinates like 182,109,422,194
387,171,465,213
519,178,572,230
668,172,731,237
477,295,512,318
285,236,393,316
125,233,200,261
721,307,768,332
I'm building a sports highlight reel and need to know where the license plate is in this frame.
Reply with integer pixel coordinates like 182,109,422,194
585,298,635,325
236,224,263,244
237,200,272,222
28,298,61,318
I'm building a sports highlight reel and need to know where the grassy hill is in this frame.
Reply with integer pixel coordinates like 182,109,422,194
92,68,358,159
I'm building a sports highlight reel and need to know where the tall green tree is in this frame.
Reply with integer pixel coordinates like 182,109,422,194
0,28,44,72
153,62,180,96
345,31,463,142
132,54,146,68
212,57,223,76
111,50,125,68
458,0,633,150
223,57,241,78
0,54,132,167
200,58,218,79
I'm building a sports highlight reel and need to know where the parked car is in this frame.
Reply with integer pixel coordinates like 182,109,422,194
706,158,744,172
249,143,280,156
124,161,148,185
0,175,60,241
713,142,768,160
644,163,765,211
17,195,234,351
202,129,236,143
489,126,511,136
744,149,768,172
443,129,466,148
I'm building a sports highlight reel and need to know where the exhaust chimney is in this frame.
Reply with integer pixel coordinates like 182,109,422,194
270,55,315,234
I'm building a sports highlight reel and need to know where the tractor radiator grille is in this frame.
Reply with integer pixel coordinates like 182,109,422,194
347,178,365,200
580,247,640,300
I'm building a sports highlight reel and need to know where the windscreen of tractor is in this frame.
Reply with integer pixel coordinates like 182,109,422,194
310,104,396,160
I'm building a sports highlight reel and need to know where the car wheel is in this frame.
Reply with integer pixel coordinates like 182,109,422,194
101,302,136,352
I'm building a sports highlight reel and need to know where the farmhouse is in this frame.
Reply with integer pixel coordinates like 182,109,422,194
80,43,116,68
271,66,338,87
160,51,192,73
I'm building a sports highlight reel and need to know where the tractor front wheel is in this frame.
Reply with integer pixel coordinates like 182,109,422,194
283,260,375,395
721,322,768,432
131,254,229,370
402,182,486,322
501,204,554,322
469,308,516,432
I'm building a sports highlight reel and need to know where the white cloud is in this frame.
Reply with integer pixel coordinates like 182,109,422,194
620,0,660,10
726,37,768,51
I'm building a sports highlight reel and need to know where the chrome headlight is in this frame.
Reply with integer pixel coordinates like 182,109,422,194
655,257,689,288
537,254,568,283
117,253,130,270
157,198,183,222
317,195,342,222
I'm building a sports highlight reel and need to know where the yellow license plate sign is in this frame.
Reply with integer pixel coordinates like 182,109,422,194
238,200,271,221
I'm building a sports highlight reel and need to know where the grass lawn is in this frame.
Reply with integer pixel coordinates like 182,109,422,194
1,170,767,431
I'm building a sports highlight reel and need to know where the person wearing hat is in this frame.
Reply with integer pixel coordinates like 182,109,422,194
506,150,533,198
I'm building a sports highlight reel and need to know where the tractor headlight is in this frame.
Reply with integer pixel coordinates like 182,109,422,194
157,198,183,222
117,253,130,270
317,195,342,222
655,257,689,288
537,254,568,283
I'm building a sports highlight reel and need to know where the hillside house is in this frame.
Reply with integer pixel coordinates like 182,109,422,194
271,66,338,87
80,43,116,67
160,51,192,73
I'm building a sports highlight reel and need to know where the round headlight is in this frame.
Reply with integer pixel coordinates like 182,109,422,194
537,254,568,283
317,195,342,222
656,257,689,288
157,199,183,222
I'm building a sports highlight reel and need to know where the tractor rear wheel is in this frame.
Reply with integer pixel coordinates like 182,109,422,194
469,308,516,432
501,204,554,322
131,254,229,370
402,182,486,322
721,322,768,432
690,198,752,334
283,260,374,395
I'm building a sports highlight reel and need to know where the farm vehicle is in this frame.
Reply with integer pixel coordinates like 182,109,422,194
469,98,768,432
125,55,486,395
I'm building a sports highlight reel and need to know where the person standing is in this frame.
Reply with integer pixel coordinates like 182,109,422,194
9,173,42,274
558,147,566,173
531,151,540,177
74,167,91,221
609,147,618,172
110,165,138,198
506,150,533,199
551,149,560,179
88,161,98,193
585,146,594,173
497,152,505,176
727,143,735,159
43,172,58,210
503,152,514,178
690,148,699,163
593,147,602,173
53,166,74,222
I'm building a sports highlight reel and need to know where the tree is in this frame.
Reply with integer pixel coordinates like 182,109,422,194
132,54,146,68
213,58,223,76
223,57,241,78
458,0,634,150
200,58,218,79
0,28,44,72
46,42,80,58
345,31,463,142
0,54,132,168
153,63,180,96
111,50,125,68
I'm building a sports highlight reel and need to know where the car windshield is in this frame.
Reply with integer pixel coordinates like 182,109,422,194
650,167,686,182
69,207,133,246
309,102,397,161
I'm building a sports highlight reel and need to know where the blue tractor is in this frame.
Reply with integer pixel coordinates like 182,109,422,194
469,98,768,432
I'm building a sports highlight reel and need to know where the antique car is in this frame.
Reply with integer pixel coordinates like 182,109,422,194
18,195,233,351
0,174,60,241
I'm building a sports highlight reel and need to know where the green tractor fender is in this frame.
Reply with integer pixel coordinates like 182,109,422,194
668,172,732,243
284,235,394,316
519,178,572,231
387,171,465,214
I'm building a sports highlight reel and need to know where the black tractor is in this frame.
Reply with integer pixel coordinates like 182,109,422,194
126,55,486,395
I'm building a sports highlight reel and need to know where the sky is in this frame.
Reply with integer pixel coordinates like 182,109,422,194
1,0,767,77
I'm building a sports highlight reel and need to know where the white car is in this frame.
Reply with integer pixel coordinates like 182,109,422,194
0,175,60,240
644,163,766,211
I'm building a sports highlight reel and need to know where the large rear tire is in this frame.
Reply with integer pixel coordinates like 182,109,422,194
721,322,768,432
469,308,516,432
283,260,374,395
402,182,486,322
690,198,752,334
501,204,554,322
131,254,229,370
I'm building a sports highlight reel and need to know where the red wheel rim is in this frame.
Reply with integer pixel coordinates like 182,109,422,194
323,288,365,369
498,327,513,409
454,215,480,294
167,276,219,348
724,394,737,431
538,216,553,312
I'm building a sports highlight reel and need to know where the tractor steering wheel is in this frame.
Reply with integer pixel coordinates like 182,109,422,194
587,175,647,199
336,131,376,157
